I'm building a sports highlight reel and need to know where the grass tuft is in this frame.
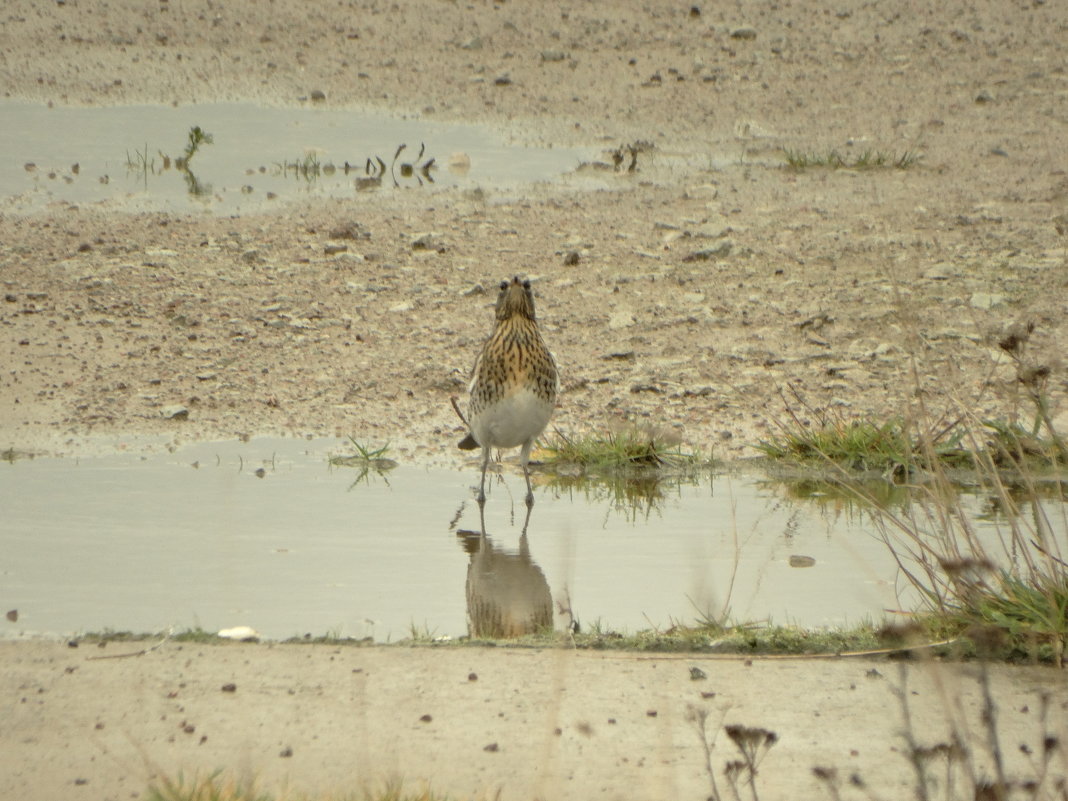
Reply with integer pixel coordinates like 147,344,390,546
538,425,707,471
783,147,921,170
537,426,711,516
147,773,454,801
329,438,398,470
756,409,970,475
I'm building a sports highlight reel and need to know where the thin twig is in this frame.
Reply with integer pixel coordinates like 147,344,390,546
86,629,173,660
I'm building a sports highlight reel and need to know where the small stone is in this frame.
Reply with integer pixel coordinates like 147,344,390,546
419,714,433,723
483,742,499,752
730,27,757,40
5,609,16,622
789,555,816,568
221,683,237,693
922,265,953,280
411,233,445,252
218,626,261,641
563,251,580,266
541,50,567,62
329,222,371,240
324,243,348,255
160,404,189,420
468,672,478,681
493,74,512,86
682,242,732,262
309,89,326,102
970,292,1006,310
689,666,707,680
279,746,293,757
460,36,482,50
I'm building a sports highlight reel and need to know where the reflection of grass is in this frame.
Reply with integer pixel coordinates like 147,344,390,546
545,470,690,521
1,447,34,463
329,438,398,489
763,474,914,511
329,438,397,470
538,426,710,517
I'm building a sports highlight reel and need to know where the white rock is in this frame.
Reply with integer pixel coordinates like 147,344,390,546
218,626,261,641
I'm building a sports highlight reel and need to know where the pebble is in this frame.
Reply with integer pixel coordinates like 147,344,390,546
160,404,189,420
730,27,758,40
922,264,953,280
411,233,446,252
682,242,732,262
969,292,1006,310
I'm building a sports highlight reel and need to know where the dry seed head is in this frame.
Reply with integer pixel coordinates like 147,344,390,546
939,556,996,579
998,321,1036,354
812,766,838,782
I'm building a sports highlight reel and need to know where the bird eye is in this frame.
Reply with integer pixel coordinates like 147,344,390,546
499,281,508,291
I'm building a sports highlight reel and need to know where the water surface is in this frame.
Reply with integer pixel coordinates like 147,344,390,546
1,102,596,214
2,438,1060,641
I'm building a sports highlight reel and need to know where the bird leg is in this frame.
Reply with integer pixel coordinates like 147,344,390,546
477,445,490,507
520,439,535,508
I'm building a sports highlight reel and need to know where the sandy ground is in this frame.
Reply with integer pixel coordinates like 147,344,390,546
2,640,1067,801
2,0,1068,797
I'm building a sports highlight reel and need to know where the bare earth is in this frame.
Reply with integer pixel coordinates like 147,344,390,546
1,0,1067,798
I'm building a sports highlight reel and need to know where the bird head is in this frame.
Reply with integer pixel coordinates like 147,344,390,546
495,276,537,321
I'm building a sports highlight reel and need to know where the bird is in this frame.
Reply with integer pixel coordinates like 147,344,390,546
459,276,558,507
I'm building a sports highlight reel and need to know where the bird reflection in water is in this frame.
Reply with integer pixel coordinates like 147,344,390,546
453,503,553,639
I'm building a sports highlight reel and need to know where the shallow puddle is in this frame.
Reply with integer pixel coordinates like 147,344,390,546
1,101,597,214
2,438,1062,642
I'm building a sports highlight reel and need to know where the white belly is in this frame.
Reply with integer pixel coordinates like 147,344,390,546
471,389,553,450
